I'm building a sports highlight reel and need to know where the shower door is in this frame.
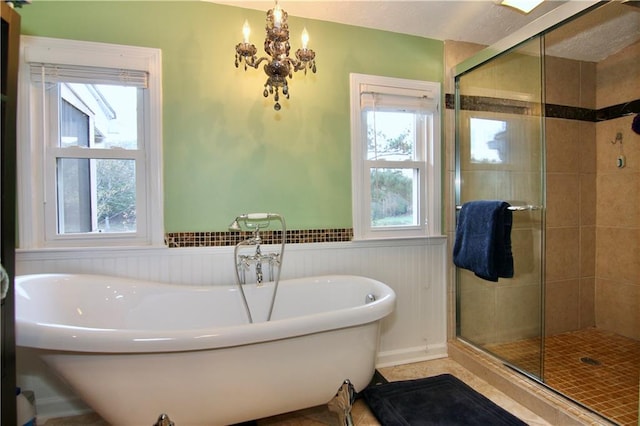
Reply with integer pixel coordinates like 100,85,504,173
455,37,545,378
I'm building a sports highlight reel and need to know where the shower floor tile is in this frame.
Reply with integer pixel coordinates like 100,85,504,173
486,327,640,426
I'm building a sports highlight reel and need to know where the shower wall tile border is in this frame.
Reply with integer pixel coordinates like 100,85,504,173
164,228,354,248
544,104,595,122
444,93,640,122
595,99,640,121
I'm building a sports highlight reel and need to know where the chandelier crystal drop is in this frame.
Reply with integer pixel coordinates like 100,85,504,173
234,1,317,111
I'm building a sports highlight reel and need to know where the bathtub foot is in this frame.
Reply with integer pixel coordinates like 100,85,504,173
328,379,355,426
153,413,174,426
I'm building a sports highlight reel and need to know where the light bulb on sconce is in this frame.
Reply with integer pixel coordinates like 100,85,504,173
234,0,317,111
242,20,251,44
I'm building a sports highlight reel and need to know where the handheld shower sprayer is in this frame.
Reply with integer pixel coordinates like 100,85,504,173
228,213,282,232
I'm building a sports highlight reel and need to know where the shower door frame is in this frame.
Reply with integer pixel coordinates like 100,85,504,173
454,38,547,379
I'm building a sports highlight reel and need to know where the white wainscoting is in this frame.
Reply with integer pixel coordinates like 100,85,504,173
16,237,447,419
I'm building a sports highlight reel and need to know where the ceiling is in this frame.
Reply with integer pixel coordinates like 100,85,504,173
545,1,640,62
210,0,640,62
211,1,567,46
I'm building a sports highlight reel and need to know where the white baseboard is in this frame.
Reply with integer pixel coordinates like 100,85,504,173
376,343,448,368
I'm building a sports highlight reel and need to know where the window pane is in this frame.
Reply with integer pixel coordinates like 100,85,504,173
370,168,418,227
60,83,138,149
366,111,415,161
96,159,136,232
57,158,92,233
57,158,137,234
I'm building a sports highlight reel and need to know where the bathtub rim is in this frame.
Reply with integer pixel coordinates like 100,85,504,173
16,273,396,353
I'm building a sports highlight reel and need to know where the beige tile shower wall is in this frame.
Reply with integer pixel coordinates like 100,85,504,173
444,40,486,93
545,56,596,109
596,40,640,110
544,54,597,337
457,51,543,104
595,41,640,340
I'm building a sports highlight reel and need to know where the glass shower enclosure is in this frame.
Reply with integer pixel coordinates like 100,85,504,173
455,37,545,379
455,2,640,424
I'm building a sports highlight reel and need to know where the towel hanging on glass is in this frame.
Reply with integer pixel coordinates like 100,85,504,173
453,200,514,282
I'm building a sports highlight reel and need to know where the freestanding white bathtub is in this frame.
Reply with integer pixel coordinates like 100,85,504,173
15,273,396,425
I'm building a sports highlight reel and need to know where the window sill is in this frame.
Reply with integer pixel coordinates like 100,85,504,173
350,234,446,245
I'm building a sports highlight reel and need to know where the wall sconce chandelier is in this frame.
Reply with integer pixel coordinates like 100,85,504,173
234,1,317,111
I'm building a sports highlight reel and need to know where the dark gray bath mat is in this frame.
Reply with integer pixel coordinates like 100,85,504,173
361,373,527,426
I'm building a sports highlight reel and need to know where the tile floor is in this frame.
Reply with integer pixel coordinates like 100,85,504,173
43,357,548,425
486,327,640,426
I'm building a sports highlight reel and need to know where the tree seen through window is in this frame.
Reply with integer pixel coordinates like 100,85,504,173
367,111,417,227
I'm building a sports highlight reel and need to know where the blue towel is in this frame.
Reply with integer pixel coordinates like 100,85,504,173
453,200,514,282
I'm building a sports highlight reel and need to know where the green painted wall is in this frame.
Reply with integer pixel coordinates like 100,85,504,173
19,1,444,232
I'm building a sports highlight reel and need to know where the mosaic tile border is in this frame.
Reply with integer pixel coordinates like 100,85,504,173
165,228,354,248
545,103,595,121
596,99,640,121
445,93,640,122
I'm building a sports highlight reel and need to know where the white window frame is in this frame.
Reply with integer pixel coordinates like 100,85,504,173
350,73,441,240
18,36,164,248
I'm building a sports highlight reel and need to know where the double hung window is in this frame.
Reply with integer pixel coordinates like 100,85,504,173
350,73,441,240
18,36,163,248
